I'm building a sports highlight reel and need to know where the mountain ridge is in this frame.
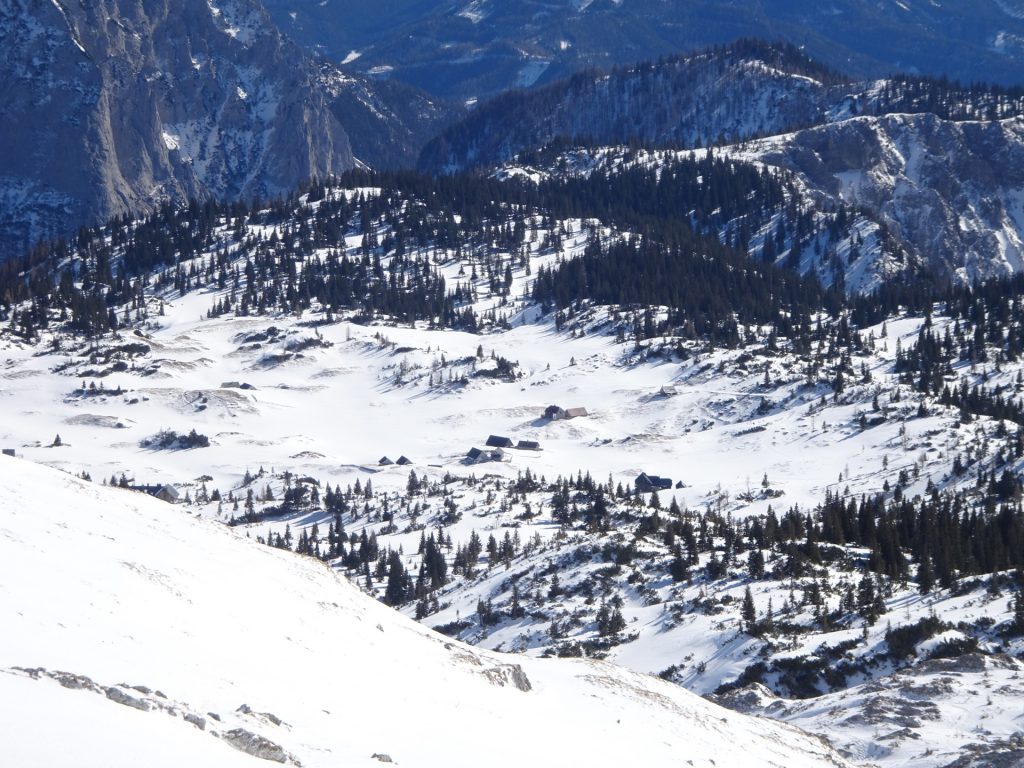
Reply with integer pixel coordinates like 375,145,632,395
0,0,352,260
419,41,1024,173
262,0,1024,102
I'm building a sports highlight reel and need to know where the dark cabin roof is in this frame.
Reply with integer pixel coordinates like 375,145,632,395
516,440,541,450
379,456,394,466
396,456,412,465
130,484,179,500
635,473,672,491
466,447,485,460
485,435,514,448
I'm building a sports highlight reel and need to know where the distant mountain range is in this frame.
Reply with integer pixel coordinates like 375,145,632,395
5,0,1024,289
263,0,1024,102
414,39,1024,290
418,39,1024,172
418,40,850,172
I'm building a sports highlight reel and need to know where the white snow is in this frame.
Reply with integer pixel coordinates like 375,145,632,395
48,0,87,55
205,0,260,45
0,457,850,768
161,131,180,151
994,0,1024,20
2,175,1024,766
457,0,488,24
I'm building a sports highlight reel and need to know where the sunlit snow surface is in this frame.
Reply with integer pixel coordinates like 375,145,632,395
1,183,1023,766
0,458,850,767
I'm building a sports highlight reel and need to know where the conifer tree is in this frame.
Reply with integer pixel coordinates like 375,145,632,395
741,586,757,635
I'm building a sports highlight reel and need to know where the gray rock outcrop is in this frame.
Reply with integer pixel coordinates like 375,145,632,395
0,0,353,259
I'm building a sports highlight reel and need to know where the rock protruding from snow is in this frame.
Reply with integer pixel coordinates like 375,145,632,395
725,653,1024,768
481,663,532,692
221,729,297,765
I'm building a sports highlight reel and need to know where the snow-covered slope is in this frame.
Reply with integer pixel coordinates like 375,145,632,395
3,176,1024,766
0,456,851,767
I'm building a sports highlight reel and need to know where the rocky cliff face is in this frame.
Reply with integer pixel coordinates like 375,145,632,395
319,66,462,171
0,0,354,259
749,114,1024,285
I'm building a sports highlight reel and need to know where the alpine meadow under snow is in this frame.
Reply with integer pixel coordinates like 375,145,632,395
1,173,1024,765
